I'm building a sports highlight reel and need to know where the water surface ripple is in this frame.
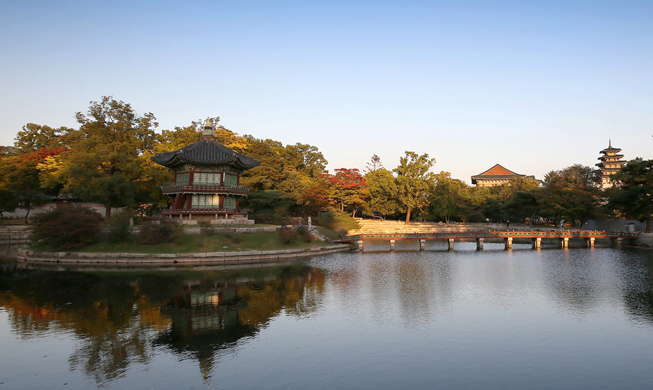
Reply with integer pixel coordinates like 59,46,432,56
1,247,653,389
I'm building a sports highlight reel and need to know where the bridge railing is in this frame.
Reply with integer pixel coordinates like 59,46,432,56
339,230,638,242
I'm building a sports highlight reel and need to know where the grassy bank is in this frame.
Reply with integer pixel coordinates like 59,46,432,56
30,230,337,254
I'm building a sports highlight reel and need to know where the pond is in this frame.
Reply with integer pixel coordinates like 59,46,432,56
2,245,653,389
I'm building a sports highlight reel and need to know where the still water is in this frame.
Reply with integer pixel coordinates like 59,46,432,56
2,245,653,389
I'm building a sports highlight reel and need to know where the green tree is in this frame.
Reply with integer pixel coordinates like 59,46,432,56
365,168,399,217
13,123,76,153
0,190,19,219
429,171,469,225
505,190,540,227
539,165,599,227
40,97,158,217
609,158,653,232
393,151,436,224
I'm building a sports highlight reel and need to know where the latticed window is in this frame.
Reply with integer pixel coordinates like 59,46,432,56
176,173,189,185
192,194,221,208
223,196,237,210
224,174,238,186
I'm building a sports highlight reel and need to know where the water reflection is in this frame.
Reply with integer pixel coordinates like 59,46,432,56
2,249,653,388
0,264,324,386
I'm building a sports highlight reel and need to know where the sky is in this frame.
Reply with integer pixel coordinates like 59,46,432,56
1,1,652,184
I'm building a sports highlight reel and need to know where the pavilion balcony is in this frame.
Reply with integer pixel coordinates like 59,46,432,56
162,208,248,216
160,183,251,196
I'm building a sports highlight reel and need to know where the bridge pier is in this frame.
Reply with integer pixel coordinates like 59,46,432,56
586,238,595,248
357,240,364,251
390,240,395,251
476,238,484,250
561,237,569,248
610,237,622,247
448,239,455,251
420,239,425,251
532,237,541,249
505,237,512,250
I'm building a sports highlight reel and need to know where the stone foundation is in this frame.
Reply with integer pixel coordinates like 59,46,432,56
17,244,351,271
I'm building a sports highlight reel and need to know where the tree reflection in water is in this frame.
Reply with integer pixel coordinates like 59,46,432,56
0,264,325,386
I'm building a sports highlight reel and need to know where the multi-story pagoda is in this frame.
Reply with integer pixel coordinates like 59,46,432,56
596,140,625,189
151,118,260,221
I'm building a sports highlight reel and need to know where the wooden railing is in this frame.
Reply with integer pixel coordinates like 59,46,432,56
160,183,250,195
337,230,639,242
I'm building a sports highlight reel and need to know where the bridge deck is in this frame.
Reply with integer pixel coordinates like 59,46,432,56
338,230,637,242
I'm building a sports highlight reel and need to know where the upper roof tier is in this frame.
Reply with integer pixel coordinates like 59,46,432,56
151,120,260,170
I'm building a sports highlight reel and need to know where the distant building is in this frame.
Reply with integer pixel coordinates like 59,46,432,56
596,141,625,189
471,164,534,187
151,118,260,221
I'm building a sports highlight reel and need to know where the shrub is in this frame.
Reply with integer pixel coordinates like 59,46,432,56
277,226,298,243
32,205,104,250
297,226,313,243
198,220,216,236
138,217,184,245
316,209,361,236
104,209,134,243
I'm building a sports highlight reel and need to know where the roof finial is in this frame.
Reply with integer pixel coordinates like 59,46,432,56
202,116,215,140
609,139,612,148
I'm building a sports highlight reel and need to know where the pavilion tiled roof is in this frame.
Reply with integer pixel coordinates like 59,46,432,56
151,138,260,170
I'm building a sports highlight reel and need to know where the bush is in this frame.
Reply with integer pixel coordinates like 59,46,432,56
198,220,216,236
104,209,134,243
277,226,298,243
297,226,313,243
138,217,184,245
316,209,361,236
32,205,104,250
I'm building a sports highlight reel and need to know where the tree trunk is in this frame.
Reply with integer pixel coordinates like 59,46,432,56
352,209,356,218
405,207,412,224
105,198,112,218
445,215,450,226
646,216,651,233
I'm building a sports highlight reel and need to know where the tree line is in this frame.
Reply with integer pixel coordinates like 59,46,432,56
0,96,651,231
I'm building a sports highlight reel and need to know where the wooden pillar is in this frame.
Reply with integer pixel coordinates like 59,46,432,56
419,239,425,251
357,240,364,251
390,240,395,251
587,238,595,248
610,237,622,247
505,237,513,250
476,238,484,250
561,237,569,248
532,237,541,249
448,239,454,251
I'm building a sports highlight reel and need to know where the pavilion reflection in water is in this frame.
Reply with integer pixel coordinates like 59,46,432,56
0,263,325,385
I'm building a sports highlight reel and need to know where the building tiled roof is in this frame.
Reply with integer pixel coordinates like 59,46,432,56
151,138,260,170
470,164,528,185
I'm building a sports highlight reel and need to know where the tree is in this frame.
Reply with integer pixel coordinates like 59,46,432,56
40,97,158,217
327,168,370,217
13,123,76,153
393,151,436,224
429,172,469,225
365,167,399,217
538,165,600,227
505,190,540,227
609,158,653,232
365,154,383,173
0,190,19,219
0,147,67,219
284,143,327,178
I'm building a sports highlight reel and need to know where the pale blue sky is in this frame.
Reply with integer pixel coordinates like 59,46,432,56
1,1,651,183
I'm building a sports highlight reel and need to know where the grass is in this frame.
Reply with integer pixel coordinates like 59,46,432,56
30,230,337,254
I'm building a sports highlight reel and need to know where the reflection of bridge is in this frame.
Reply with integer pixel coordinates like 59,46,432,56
337,231,639,251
